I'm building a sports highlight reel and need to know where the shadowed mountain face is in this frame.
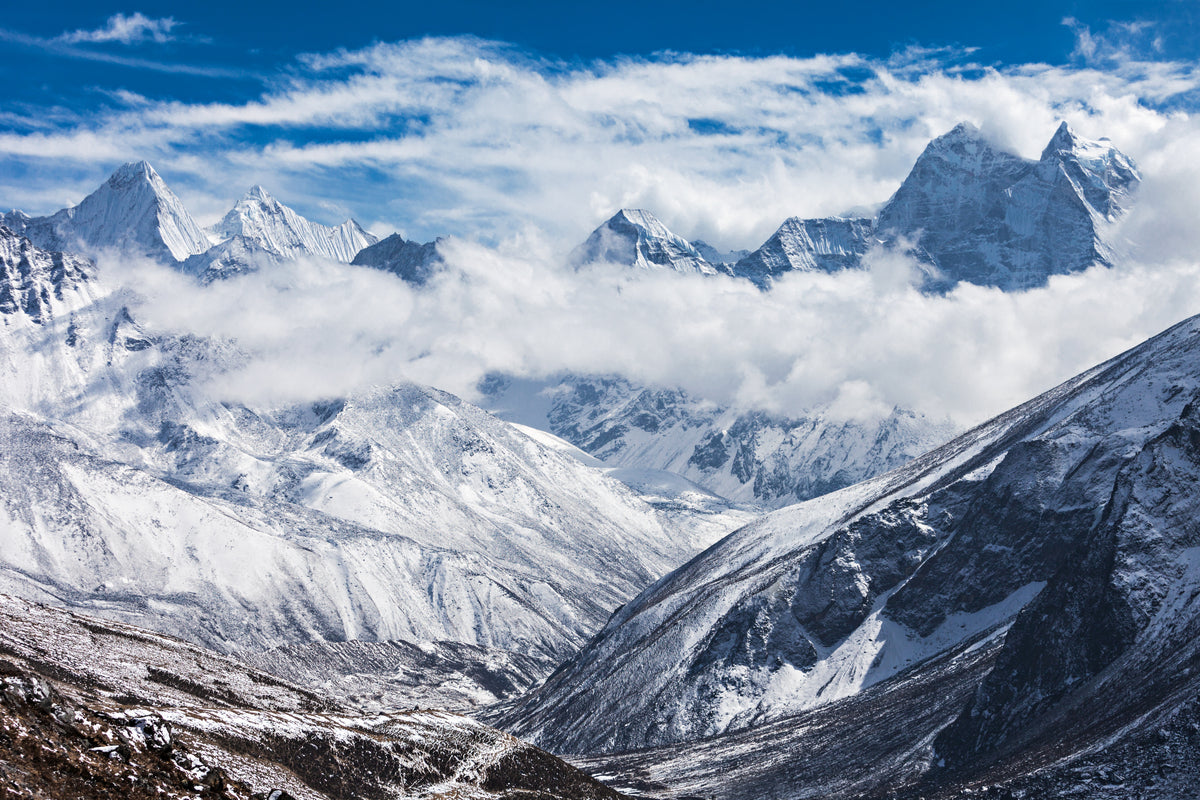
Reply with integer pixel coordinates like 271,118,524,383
730,216,874,289
350,232,445,285
498,310,1200,800
875,121,1140,290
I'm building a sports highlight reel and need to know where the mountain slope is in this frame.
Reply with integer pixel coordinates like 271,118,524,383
731,216,873,289
479,374,956,510
350,232,445,285
0,233,735,662
3,162,209,262
571,209,717,274
499,311,1200,773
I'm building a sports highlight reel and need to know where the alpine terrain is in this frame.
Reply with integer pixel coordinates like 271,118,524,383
571,122,1138,291
0,223,742,668
0,592,624,800
473,122,1136,511
498,311,1200,798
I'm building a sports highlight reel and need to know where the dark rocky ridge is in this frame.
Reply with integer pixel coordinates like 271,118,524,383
498,312,1200,800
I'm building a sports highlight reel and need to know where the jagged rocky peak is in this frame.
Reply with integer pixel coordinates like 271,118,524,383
0,226,94,324
732,216,874,289
875,121,1140,290
351,231,445,286
572,208,717,275
211,183,378,262
1039,121,1140,220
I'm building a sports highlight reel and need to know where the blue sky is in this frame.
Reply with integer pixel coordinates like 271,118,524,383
2,2,1198,247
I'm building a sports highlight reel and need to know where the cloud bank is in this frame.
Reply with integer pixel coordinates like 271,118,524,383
3,35,1197,247
10,33,1200,430
108,108,1200,431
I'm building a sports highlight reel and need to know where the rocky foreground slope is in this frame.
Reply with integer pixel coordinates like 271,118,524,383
0,592,623,800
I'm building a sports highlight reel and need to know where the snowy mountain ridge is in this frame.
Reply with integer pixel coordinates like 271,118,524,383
572,122,1139,291
209,184,378,262
479,374,957,510
570,208,717,275
2,161,210,262
6,163,379,275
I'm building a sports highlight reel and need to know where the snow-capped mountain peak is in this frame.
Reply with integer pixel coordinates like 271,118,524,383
571,208,717,275
874,121,1139,290
3,161,210,263
210,184,378,262
351,232,446,285
1038,121,1140,221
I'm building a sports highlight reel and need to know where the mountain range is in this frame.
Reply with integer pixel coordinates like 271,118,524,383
3,163,380,276
573,122,1139,291
2,119,1190,800
0,225,747,667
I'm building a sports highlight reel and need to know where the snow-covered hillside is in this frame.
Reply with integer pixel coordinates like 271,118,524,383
350,232,445,285
0,231,741,662
0,593,623,800
500,311,1200,769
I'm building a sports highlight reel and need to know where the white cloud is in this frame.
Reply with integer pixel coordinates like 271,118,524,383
103,108,1200,431
59,12,178,45
9,35,1200,433
1,37,1196,249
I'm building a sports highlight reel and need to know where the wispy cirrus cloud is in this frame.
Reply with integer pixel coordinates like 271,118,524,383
0,26,244,78
58,12,179,45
